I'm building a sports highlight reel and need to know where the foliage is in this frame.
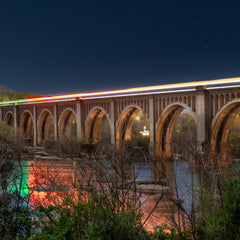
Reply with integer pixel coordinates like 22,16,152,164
172,113,196,153
58,135,82,155
197,176,240,240
27,142,240,240
29,147,155,240
0,122,24,152
1,120,240,239
230,114,240,158
43,139,61,153
0,125,31,239
31,195,148,240
151,226,192,240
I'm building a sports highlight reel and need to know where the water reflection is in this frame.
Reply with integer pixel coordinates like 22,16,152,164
22,160,75,206
21,157,224,232
134,159,200,231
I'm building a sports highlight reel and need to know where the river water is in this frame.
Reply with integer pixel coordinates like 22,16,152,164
20,157,238,232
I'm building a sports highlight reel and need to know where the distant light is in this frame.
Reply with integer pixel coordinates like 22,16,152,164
140,125,150,136
135,115,140,121
141,131,150,136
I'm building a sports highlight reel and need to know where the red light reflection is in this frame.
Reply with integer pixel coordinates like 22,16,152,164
27,160,181,232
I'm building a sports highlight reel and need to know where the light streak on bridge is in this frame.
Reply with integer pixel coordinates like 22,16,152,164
1,76,240,165
1,77,240,105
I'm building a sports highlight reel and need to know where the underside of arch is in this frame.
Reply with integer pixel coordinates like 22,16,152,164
156,105,186,159
85,108,110,144
20,112,34,139
37,111,54,145
211,103,240,164
59,110,77,137
116,106,145,153
5,112,14,127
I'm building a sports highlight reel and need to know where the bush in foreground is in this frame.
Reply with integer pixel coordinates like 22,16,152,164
31,195,149,240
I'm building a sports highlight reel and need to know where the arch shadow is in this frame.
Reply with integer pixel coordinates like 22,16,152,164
116,105,149,153
20,110,34,143
37,109,54,145
58,108,77,138
156,103,196,159
85,107,112,145
4,111,14,127
211,99,240,164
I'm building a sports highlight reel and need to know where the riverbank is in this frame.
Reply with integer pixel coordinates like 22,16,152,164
21,146,74,161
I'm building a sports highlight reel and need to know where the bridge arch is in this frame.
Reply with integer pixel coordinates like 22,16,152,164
20,110,34,140
85,106,111,144
116,105,149,153
211,99,240,163
37,109,55,145
58,108,77,138
4,111,14,127
156,103,196,158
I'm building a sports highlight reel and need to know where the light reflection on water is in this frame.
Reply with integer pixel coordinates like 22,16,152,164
20,158,207,231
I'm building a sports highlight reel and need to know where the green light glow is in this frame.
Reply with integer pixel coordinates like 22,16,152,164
0,99,27,105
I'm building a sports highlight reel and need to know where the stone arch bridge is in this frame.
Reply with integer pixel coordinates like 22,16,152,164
1,78,240,163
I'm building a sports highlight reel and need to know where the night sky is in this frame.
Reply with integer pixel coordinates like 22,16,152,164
1,1,240,95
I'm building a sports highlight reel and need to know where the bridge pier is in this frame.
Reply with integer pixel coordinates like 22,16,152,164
33,106,37,146
110,100,115,145
0,108,2,122
149,97,155,157
76,100,82,140
196,86,210,152
13,104,18,129
53,105,58,141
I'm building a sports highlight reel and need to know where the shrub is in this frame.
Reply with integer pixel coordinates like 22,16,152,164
31,195,149,240
197,177,240,240
43,139,60,153
0,137,31,239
